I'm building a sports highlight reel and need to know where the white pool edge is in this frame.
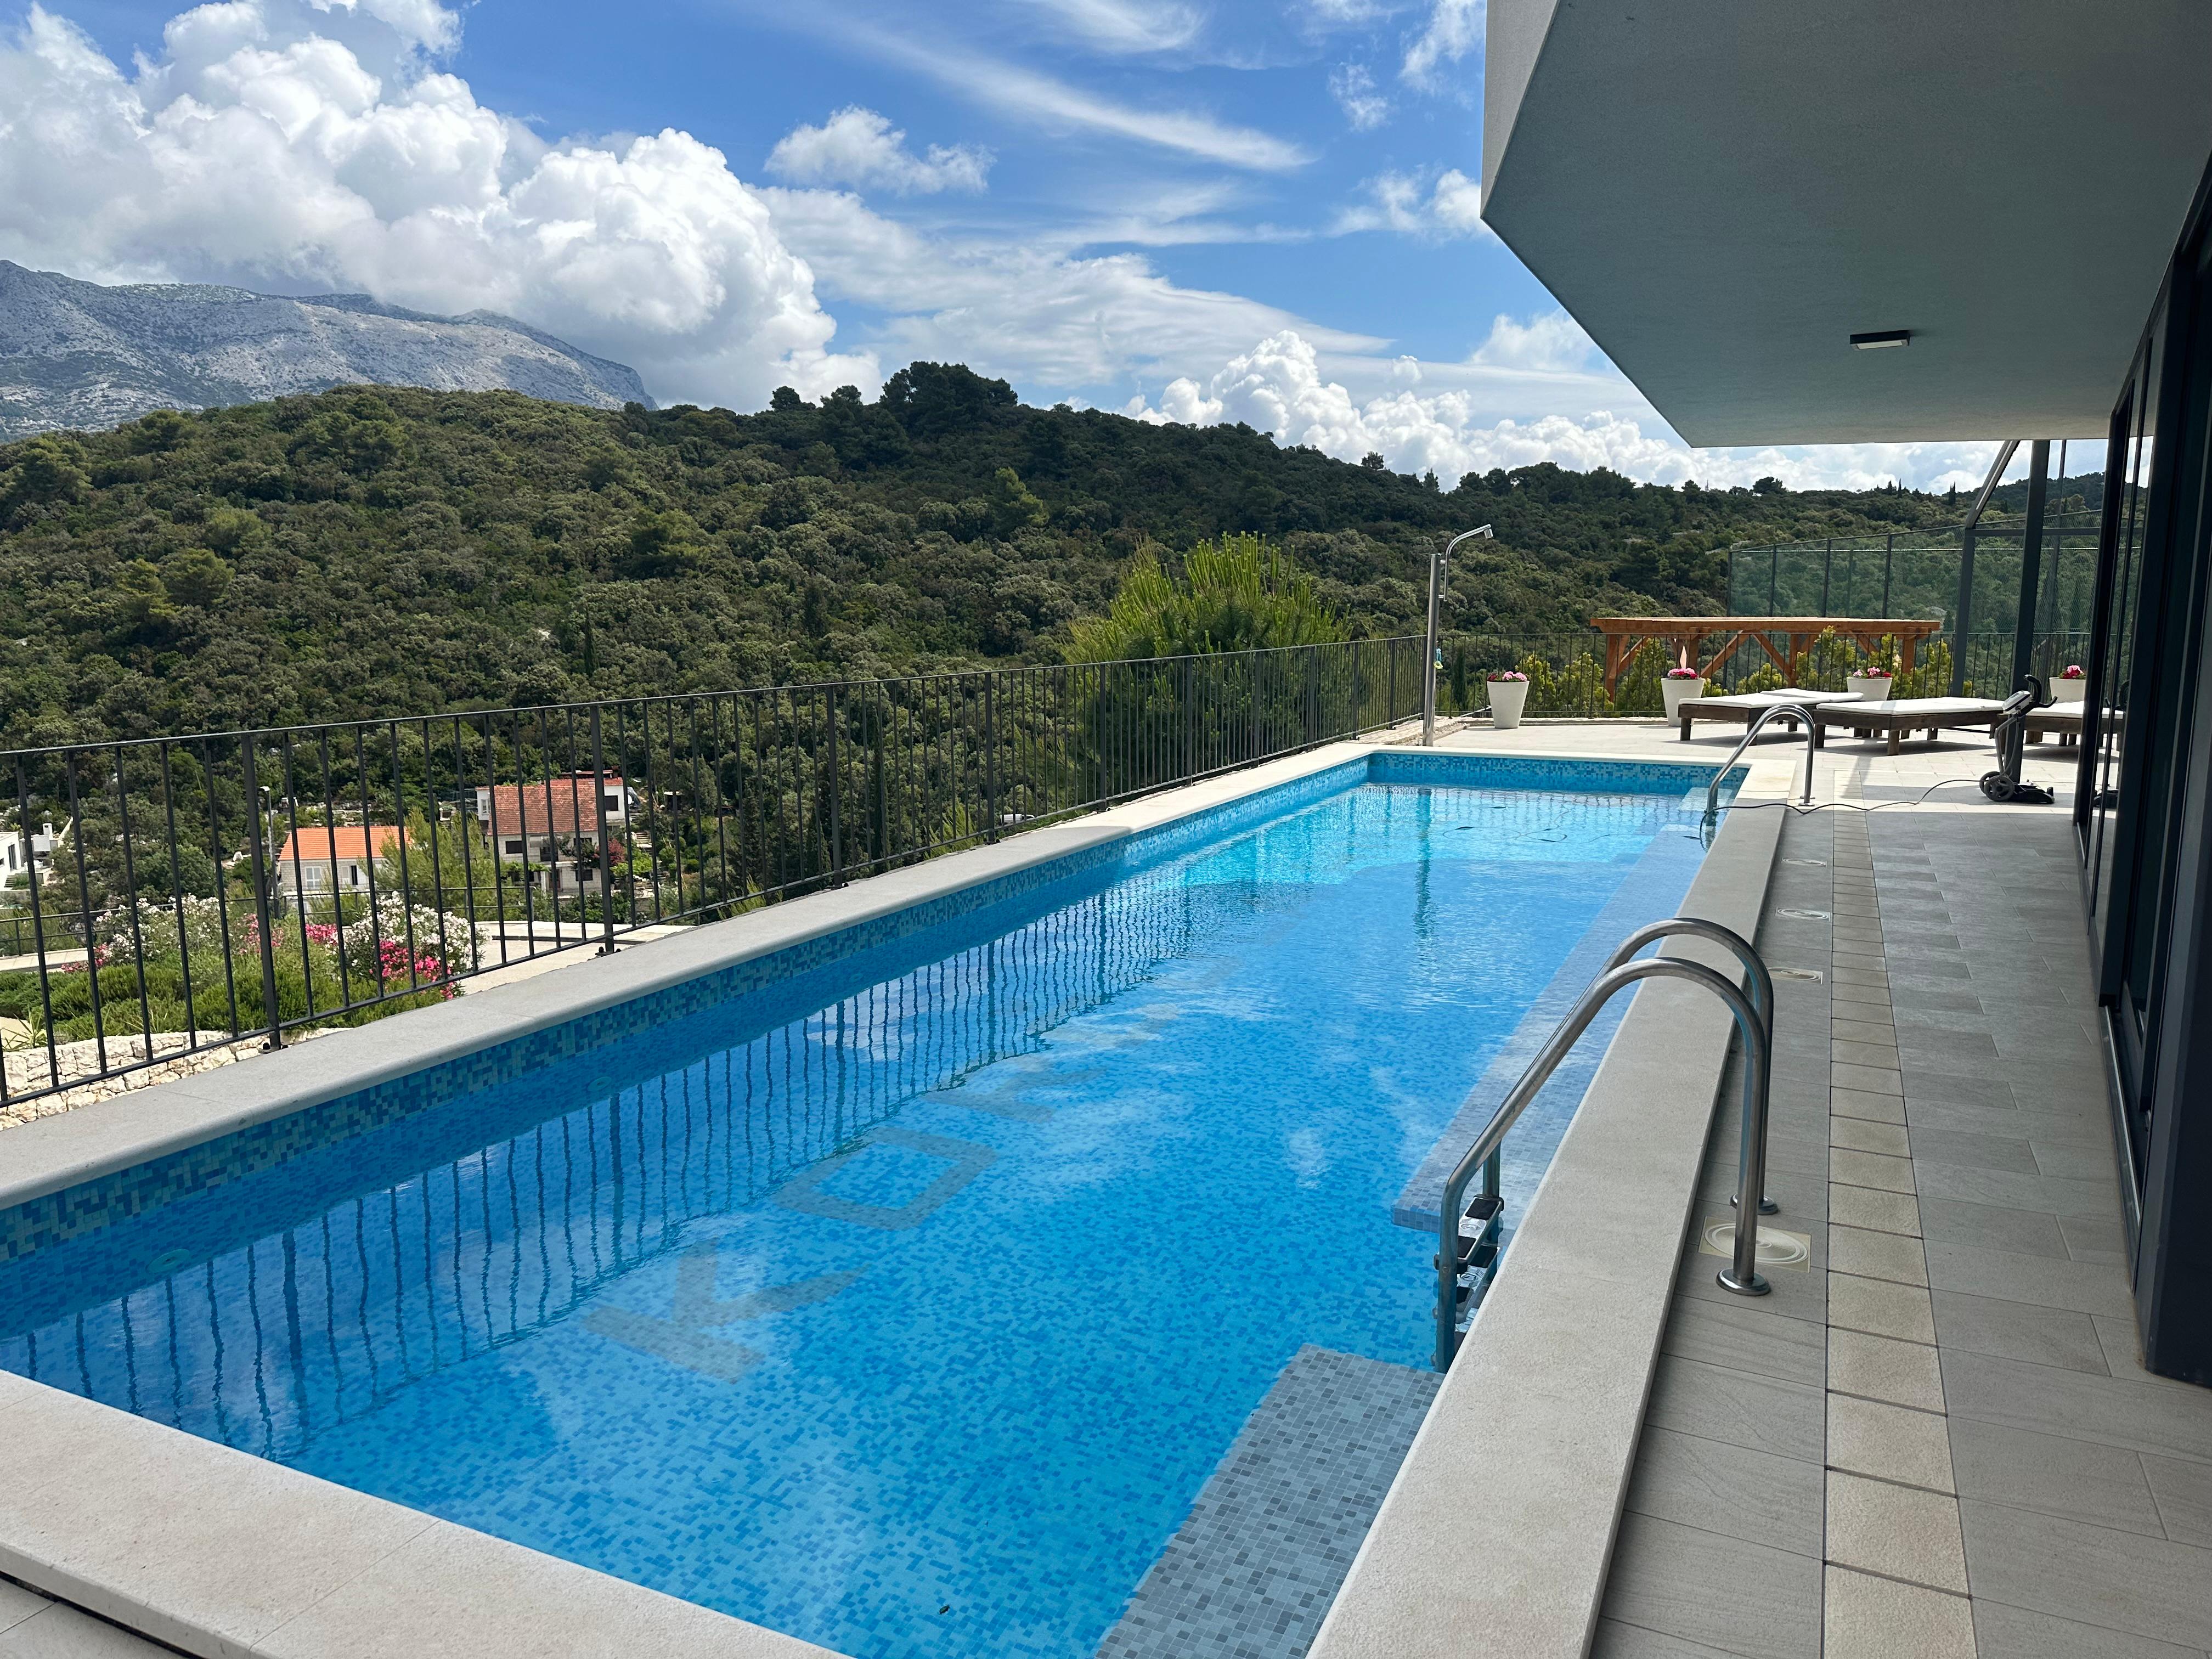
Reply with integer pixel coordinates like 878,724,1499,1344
0,736,1781,1659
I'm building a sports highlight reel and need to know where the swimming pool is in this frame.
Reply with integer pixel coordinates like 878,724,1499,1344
0,754,1728,1659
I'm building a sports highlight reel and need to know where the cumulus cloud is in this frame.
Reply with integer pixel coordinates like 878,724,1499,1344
0,0,873,408
1124,327,2025,492
1328,63,1389,131
761,187,1378,392
1334,167,1488,237
766,107,991,195
1402,0,1482,88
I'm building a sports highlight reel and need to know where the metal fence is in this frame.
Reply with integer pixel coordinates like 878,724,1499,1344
1431,628,2093,719
1725,509,2103,642
0,637,1421,1107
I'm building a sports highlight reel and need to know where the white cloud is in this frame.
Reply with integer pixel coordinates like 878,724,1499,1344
1007,0,1201,53
1402,0,1481,88
1468,309,1594,372
1124,326,2033,492
0,0,873,408
761,187,1376,392
843,21,1310,171
766,107,990,195
1328,63,1389,130
1334,167,1489,237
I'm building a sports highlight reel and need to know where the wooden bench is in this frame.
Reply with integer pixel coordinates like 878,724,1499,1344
1676,690,1863,743
1811,697,2015,755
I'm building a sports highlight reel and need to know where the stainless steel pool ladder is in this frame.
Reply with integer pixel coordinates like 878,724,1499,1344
1706,701,1822,824
1433,917,1778,1373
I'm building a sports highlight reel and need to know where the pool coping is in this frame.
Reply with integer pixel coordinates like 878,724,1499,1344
0,735,1779,1659
1308,754,1791,1658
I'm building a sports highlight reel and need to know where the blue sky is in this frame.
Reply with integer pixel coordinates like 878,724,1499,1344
0,0,2019,489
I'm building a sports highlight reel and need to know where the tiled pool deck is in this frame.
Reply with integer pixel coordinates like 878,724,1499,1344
1455,720,2212,1657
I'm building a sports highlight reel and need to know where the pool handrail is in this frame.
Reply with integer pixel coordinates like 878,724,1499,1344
1434,945,1774,1372
1602,917,1777,1217
1706,698,1821,821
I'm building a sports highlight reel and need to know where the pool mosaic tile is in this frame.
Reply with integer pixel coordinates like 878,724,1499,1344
1093,1345,1440,1659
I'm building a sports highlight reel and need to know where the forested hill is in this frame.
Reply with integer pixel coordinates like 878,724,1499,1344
0,362,1990,746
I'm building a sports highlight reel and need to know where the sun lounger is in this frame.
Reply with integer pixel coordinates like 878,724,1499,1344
1675,689,1861,742
1811,697,2015,755
2023,706,2086,746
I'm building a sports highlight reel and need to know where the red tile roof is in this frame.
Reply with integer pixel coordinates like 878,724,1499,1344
275,825,404,866
481,776,626,837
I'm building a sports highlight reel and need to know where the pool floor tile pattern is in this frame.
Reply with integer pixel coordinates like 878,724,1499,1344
1093,1346,1440,1659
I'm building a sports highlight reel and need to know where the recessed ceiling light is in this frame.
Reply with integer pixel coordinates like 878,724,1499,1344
1850,330,1911,350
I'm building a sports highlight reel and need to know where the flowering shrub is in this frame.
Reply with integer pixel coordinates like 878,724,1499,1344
1487,669,1530,682
1663,667,1704,680
37,891,479,1041
1855,666,1893,677
2061,664,2086,680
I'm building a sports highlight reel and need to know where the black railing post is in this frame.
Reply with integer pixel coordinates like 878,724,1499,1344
827,684,845,885
1389,640,1398,725
985,671,1000,843
240,732,284,1051
589,704,617,955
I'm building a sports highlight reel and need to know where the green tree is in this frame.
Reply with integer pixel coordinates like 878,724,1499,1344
161,548,233,608
1068,534,1344,662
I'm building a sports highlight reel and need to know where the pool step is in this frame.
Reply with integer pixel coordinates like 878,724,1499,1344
1093,1345,1441,1659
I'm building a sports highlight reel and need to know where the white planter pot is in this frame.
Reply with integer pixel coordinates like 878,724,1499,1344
2050,678,2087,702
1661,677,1707,721
1847,674,1896,701
1486,679,1531,730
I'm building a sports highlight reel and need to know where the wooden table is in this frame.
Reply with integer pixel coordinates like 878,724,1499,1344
1811,697,2014,755
1675,690,1862,742
1588,616,1945,696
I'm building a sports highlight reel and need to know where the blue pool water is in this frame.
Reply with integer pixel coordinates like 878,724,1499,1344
0,761,1718,1659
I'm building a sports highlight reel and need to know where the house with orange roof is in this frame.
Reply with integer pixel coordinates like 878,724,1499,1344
273,824,404,898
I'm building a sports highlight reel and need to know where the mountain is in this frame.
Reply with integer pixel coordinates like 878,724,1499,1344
0,262,650,440
0,366,1979,745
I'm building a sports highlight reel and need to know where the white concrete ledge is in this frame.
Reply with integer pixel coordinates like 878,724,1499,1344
1309,783,1786,1658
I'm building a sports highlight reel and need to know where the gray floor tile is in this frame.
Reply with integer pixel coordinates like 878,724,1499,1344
2061,1211,2131,1265
1658,1297,1827,1388
1948,1418,2166,1537
1914,1161,2113,1218
0,1604,171,1658
1644,1356,1825,1464
1910,1127,2042,1175
1973,1598,2208,1658
1901,1069,2021,1110
1910,1099,2111,1148
2144,1454,2212,1548
0,1587,47,1640
1598,1513,1821,1659
1589,1617,1746,1658
1933,1290,2112,1374
2036,1138,2123,1182
1917,1195,2070,1259
1942,1351,2212,1463
1958,1499,2212,1649
1925,1240,2136,1317
1624,1426,1824,1559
